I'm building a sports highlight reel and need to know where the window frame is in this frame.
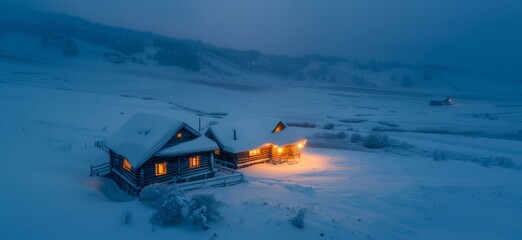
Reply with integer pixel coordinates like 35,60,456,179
249,149,261,156
122,158,132,171
155,162,167,176
189,156,201,169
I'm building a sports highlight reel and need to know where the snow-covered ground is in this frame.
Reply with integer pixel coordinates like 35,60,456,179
1,33,522,239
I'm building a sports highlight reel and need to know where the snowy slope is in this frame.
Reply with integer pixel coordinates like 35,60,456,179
1,31,522,240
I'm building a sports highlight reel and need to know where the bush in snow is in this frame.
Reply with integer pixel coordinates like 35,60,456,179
121,210,133,224
322,122,335,130
143,184,224,230
289,208,308,229
139,183,170,207
350,133,363,143
191,206,210,230
478,156,515,168
362,132,390,149
150,187,190,226
190,194,224,222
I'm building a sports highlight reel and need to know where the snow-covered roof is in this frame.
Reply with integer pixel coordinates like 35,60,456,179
207,117,305,153
105,113,214,168
155,136,217,158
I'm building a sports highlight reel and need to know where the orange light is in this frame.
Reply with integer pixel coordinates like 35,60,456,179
122,158,132,171
297,143,304,149
277,147,283,154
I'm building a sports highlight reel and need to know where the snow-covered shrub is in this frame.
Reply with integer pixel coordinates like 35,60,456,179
189,194,224,222
363,132,390,149
289,208,308,229
191,206,210,230
144,185,224,229
322,122,335,130
121,210,133,224
350,133,363,143
433,149,448,161
151,188,190,226
139,183,169,207
479,156,515,168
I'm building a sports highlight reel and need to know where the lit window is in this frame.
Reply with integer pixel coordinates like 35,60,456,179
155,162,167,176
273,123,286,133
189,156,201,168
122,158,132,171
249,149,261,156
214,149,220,155
177,132,183,139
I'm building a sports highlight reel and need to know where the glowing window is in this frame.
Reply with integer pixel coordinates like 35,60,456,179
155,162,167,176
122,158,132,171
177,132,183,139
214,149,220,155
189,156,201,168
273,123,286,133
249,149,261,156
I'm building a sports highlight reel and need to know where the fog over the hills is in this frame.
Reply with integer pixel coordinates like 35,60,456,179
7,0,522,80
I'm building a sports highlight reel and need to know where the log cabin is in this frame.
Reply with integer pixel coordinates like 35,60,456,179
104,113,218,195
205,118,306,169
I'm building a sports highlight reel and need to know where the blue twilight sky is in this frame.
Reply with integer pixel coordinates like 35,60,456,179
7,0,522,80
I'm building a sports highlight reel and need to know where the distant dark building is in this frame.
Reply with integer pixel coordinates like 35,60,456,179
104,113,218,195
430,96,453,106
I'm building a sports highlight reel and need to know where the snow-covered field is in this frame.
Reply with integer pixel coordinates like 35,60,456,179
1,33,522,239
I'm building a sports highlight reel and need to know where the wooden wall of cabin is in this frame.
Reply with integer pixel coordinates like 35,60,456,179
214,149,238,167
271,144,300,163
236,145,272,165
138,151,214,187
109,151,138,186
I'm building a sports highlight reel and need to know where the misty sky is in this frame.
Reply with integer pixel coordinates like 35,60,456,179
9,0,522,79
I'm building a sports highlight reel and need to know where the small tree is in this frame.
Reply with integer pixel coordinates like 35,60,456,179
290,208,308,229
350,133,363,143
121,210,133,224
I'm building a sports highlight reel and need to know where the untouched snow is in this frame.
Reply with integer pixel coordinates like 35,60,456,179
1,33,522,239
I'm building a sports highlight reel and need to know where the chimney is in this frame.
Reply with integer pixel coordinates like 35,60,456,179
233,128,237,141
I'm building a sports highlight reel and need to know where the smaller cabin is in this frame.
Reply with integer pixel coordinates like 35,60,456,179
104,113,218,195
205,118,306,169
430,96,453,106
